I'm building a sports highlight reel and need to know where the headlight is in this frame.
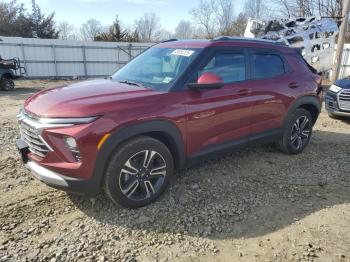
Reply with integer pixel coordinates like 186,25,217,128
329,84,342,93
64,136,81,162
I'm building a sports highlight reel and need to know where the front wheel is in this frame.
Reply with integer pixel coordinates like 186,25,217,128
276,108,313,154
0,76,15,91
104,136,174,208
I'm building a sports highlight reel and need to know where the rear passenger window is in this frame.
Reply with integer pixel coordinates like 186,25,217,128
200,53,246,83
252,54,285,79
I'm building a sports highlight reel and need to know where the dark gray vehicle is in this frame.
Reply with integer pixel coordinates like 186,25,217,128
0,57,26,91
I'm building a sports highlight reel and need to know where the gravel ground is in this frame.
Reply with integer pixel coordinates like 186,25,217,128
0,80,349,262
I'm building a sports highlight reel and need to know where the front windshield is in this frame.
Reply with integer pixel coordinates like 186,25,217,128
112,47,202,91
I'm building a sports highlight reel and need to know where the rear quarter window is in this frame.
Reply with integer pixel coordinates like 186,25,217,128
252,54,285,79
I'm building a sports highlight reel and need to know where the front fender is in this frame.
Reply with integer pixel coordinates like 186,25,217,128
92,119,186,190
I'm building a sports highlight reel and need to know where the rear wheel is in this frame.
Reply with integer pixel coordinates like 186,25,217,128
277,108,313,154
104,136,174,208
0,76,15,91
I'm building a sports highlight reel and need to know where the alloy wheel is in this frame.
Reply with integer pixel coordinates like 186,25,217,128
119,150,167,201
290,115,311,150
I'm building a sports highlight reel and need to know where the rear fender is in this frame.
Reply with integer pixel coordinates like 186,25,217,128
285,96,321,126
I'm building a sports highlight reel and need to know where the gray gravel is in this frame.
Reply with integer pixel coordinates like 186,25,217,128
0,81,349,261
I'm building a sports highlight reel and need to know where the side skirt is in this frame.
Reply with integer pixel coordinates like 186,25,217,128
185,128,282,168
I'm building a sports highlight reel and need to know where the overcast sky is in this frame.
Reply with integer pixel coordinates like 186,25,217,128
5,0,246,32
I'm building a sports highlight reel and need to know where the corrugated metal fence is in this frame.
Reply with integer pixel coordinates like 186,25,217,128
0,36,153,78
1,36,350,79
340,44,350,79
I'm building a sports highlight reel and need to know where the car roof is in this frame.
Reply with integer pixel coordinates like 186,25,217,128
156,37,293,53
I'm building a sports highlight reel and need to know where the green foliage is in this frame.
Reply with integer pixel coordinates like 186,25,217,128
94,16,140,42
0,0,58,39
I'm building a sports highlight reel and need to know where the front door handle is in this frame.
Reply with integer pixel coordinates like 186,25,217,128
237,89,249,96
288,82,299,89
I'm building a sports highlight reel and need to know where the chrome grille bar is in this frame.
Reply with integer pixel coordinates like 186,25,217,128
18,113,51,158
338,90,350,111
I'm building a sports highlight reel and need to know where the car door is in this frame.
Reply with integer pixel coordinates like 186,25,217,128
183,48,254,156
247,50,291,136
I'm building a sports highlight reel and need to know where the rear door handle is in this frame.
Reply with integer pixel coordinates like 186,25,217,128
288,82,299,89
237,89,249,96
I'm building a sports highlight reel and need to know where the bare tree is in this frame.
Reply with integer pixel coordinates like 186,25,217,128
175,20,194,39
192,26,207,38
190,0,235,37
134,13,160,42
58,21,77,40
190,0,216,38
229,12,249,36
153,28,173,42
244,0,270,20
273,0,293,18
80,19,103,41
213,0,235,34
274,0,343,18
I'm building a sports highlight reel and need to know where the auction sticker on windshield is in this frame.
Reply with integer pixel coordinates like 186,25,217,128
171,49,194,57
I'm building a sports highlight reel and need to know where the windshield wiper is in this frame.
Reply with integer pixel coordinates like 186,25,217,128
118,80,144,87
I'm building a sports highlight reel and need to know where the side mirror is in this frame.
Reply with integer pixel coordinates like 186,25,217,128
188,72,224,90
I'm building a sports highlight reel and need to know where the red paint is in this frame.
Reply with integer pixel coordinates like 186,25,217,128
23,39,321,181
197,72,223,84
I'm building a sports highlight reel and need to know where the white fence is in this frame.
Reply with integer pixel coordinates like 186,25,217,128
340,44,350,78
1,36,350,79
0,36,153,78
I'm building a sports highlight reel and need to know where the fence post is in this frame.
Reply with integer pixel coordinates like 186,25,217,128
52,44,58,78
82,45,88,78
128,43,132,60
340,48,349,79
20,43,27,76
117,46,120,69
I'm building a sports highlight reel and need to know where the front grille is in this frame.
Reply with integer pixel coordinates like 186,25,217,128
20,121,49,158
325,95,337,111
339,89,350,111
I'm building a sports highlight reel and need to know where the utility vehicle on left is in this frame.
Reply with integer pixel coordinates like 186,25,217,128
0,56,26,91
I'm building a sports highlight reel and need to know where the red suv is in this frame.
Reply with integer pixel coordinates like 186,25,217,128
17,37,322,208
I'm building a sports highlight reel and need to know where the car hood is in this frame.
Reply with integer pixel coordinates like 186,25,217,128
335,77,350,89
24,79,163,118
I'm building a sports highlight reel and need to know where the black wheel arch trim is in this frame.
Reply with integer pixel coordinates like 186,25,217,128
285,96,321,125
92,119,186,191
0,70,15,79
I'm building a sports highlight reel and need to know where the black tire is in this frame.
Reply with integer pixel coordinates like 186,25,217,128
104,136,174,208
0,76,15,91
276,108,313,154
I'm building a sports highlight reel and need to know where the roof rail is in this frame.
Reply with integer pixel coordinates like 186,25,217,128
211,36,286,46
161,38,178,43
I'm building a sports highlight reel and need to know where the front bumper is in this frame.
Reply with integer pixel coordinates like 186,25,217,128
325,91,350,118
26,160,80,187
17,138,101,196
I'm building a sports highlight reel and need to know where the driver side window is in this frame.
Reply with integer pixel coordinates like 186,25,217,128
199,53,246,83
